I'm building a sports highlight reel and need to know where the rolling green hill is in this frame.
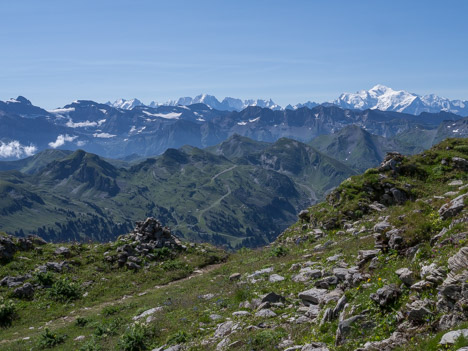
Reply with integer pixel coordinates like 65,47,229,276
0,137,354,248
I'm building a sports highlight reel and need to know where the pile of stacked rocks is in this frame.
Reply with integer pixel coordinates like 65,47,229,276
109,217,184,270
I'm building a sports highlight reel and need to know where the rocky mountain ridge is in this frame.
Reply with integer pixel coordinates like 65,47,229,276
1,95,467,161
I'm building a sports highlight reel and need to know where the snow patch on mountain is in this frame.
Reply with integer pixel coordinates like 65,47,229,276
66,119,106,128
142,111,182,119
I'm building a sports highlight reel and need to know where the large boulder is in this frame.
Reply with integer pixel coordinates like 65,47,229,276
13,283,34,299
439,193,467,219
0,235,17,262
440,329,468,345
448,247,468,275
370,284,401,307
261,292,286,304
298,288,328,305
452,157,468,171
378,153,404,173
336,315,365,345
406,299,432,323
395,268,415,286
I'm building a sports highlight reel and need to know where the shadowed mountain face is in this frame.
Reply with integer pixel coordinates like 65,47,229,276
1,96,465,161
309,125,398,172
309,121,468,172
0,136,354,249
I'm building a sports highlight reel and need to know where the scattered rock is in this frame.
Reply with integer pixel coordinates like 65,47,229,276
269,274,285,283
298,210,310,222
232,311,250,317
336,315,365,345
133,307,163,321
440,329,468,345
214,321,238,338
293,267,322,282
298,288,328,306
301,342,330,350
54,246,71,257
374,221,391,233
448,247,468,274
370,284,401,307
255,309,277,318
261,292,286,304
439,193,468,219
395,268,415,286
13,283,34,299
452,157,468,171
229,273,241,281
420,263,446,284
406,300,432,323
448,180,463,186
0,274,31,288
357,250,380,267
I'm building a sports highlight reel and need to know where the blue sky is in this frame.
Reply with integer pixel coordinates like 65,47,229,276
1,0,467,108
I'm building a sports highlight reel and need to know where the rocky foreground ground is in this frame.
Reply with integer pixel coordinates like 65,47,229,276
1,138,468,351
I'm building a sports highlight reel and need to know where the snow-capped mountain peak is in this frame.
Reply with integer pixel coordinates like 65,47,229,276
103,86,467,116
108,98,143,110
334,85,468,115
113,95,282,112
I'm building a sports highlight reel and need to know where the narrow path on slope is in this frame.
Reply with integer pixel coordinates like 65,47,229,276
0,262,224,346
197,184,232,224
210,165,237,182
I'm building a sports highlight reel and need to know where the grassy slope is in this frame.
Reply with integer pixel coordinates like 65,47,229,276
1,138,468,350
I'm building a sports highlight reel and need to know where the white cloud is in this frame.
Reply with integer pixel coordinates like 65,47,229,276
76,140,87,147
48,134,78,148
93,132,116,138
0,140,37,158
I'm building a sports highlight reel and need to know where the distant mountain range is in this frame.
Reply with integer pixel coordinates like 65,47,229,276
107,85,468,115
107,94,283,112
1,95,467,161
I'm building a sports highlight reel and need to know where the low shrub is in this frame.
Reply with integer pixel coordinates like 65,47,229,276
48,277,81,302
37,328,66,349
34,271,56,287
166,330,188,345
94,318,122,337
270,246,288,257
119,322,151,351
0,297,16,327
75,317,89,327
79,337,102,351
